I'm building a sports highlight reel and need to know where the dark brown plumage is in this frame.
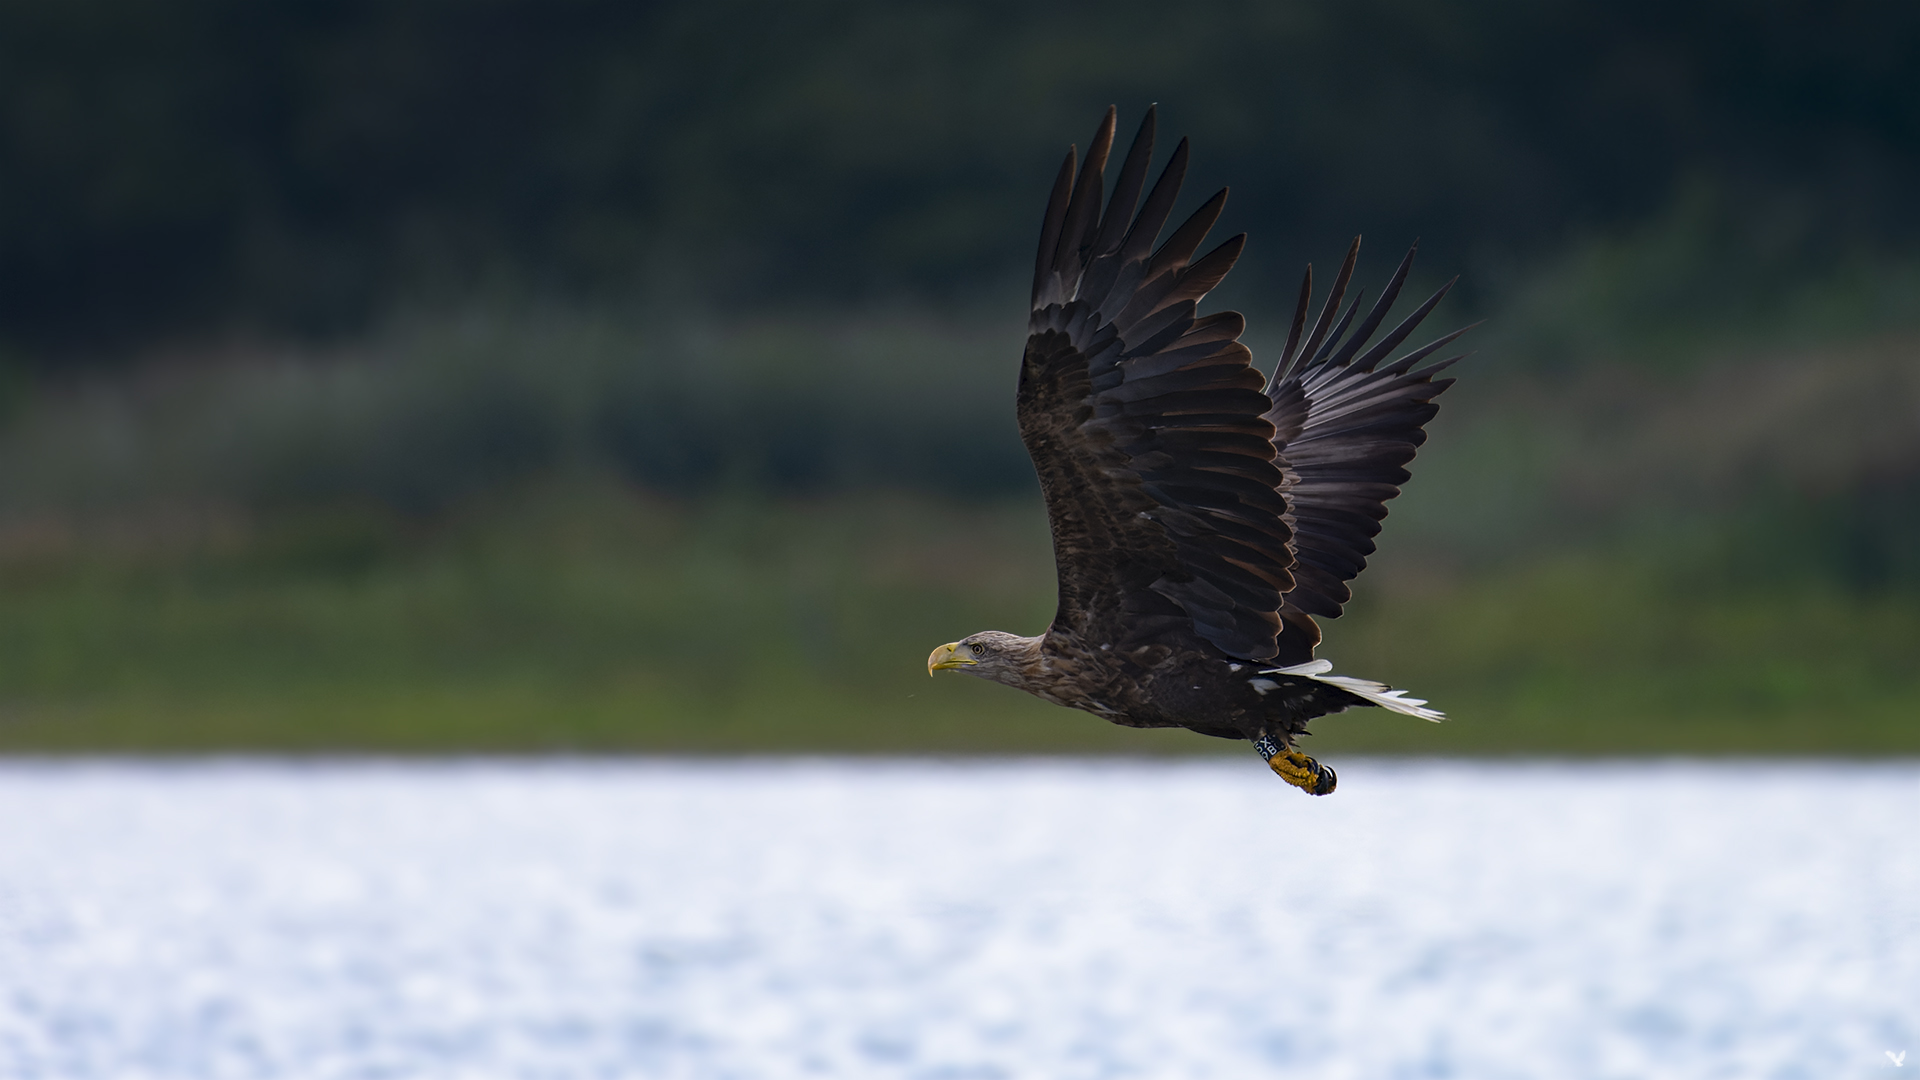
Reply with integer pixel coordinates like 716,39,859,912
927,107,1469,794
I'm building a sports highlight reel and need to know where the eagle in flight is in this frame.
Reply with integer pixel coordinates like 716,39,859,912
927,107,1470,795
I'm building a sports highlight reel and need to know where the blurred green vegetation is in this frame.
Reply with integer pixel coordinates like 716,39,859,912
0,478,1913,756
0,0,1916,754
0,486,1090,753
0,307,1913,755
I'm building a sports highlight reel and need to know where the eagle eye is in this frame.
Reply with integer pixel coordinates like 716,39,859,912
968,643,985,657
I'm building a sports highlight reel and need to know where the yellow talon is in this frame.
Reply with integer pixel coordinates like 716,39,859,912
1267,749,1337,796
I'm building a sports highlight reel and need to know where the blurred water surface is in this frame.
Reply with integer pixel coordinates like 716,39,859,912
0,759,1914,1079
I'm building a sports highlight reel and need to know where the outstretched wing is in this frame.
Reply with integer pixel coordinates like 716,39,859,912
1020,107,1294,662
1263,239,1472,663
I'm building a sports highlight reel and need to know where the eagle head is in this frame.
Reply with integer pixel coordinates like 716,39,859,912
927,631,1041,684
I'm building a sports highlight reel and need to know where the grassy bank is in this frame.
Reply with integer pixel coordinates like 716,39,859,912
0,483,1912,756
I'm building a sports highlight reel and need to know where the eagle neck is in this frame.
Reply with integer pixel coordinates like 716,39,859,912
984,633,1050,696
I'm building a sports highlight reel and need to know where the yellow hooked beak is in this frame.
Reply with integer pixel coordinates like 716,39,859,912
927,642,975,674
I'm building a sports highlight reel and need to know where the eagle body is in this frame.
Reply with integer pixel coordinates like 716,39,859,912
977,630,1370,741
929,108,1466,793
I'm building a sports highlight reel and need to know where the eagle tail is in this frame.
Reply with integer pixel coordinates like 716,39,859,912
1265,660,1445,722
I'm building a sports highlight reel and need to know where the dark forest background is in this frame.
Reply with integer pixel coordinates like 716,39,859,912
10,0,1920,351
0,0,1915,754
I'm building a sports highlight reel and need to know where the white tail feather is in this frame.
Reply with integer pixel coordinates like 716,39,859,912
1265,661,1445,722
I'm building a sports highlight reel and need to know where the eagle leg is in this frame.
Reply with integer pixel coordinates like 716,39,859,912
1253,732,1337,796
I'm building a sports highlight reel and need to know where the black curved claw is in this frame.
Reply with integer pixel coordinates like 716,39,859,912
1307,760,1337,796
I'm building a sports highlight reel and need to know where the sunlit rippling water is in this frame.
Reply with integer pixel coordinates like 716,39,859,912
0,758,1915,1079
